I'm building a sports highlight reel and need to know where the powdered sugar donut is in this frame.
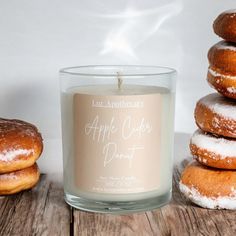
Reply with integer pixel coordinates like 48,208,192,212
194,93,236,138
0,163,40,195
207,66,236,99
213,9,236,43
190,129,236,169
208,41,236,75
0,118,43,173
179,161,236,209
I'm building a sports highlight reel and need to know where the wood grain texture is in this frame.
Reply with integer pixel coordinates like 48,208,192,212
1,150,236,235
73,160,236,236
0,175,70,236
146,161,236,236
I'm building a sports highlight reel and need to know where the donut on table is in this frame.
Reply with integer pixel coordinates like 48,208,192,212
190,129,236,169
0,163,40,195
179,161,236,209
213,9,236,43
194,93,236,138
0,118,43,174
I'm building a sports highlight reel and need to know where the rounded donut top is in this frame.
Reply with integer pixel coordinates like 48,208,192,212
213,10,236,43
0,118,43,163
197,93,236,120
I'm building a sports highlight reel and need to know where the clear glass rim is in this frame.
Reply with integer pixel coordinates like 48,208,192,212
59,65,177,77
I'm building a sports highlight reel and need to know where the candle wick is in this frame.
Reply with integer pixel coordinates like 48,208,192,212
117,72,123,90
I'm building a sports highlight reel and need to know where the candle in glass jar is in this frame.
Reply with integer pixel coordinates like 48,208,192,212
60,66,176,213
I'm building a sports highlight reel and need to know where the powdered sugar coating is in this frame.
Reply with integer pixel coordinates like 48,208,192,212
224,9,236,14
0,172,18,180
179,182,236,209
208,68,236,80
227,87,236,94
199,93,236,120
0,119,38,137
214,41,236,52
0,149,33,162
191,129,236,158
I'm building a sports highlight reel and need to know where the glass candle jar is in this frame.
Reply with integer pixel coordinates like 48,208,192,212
60,65,176,213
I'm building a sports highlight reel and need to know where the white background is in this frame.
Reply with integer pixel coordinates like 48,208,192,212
0,0,235,173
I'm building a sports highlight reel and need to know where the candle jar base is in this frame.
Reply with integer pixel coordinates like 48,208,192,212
64,191,171,214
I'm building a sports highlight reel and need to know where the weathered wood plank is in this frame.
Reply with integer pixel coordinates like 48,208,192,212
1,167,235,236
0,175,70,236
146,160,236,236
74,209,154,236
73,160,236,236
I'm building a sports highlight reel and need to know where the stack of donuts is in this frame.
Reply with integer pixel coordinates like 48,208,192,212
0,118,43,195
180,10,236,209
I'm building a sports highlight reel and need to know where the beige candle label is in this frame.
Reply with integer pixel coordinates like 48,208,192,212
74,93,162,194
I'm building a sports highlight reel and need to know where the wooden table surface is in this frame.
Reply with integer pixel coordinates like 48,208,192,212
1,134,236,236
